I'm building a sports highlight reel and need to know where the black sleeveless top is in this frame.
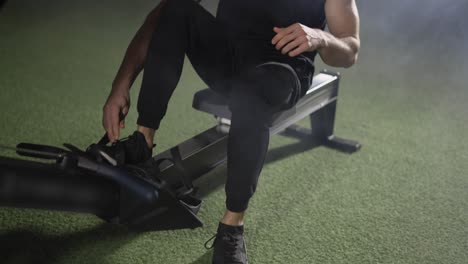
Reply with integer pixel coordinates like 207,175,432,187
216,0,326,37
216,0,326,95
216,0,327,63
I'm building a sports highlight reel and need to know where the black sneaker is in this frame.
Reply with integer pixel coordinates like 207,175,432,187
204,222,248,264
90,131,153,165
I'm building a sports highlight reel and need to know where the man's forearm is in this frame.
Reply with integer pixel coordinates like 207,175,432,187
317,31,360,68
111,1,167,91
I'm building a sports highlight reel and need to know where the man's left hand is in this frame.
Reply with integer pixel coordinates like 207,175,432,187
272,23,328,57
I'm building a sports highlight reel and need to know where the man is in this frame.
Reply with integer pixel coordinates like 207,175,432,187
102,0,359,263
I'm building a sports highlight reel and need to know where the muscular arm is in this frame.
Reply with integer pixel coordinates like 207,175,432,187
103,1,167,142
318,0,360,68
111,0,167,91
272,0,360,68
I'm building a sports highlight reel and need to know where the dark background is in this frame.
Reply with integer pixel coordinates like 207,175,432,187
0,1,467,264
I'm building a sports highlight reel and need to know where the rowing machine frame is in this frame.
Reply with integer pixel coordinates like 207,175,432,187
0,70,360,231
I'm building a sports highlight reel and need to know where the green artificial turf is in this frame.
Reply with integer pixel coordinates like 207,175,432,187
0,1,467,263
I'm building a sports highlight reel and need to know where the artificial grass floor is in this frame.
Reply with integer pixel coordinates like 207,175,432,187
1,1,467,263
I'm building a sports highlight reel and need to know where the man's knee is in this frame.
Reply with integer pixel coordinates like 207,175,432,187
239,63,300,111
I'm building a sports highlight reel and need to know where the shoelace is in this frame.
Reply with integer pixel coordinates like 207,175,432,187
222,233,242,258
204,232,242,258
204,233,217,249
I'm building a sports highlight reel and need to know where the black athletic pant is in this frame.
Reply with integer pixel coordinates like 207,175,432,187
137,0,314,212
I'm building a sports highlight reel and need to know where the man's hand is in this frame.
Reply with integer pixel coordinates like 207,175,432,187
102,87,131,143
271,23,328,57
101,1,168,143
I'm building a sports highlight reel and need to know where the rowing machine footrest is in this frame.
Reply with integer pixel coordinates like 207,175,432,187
123,187,204,231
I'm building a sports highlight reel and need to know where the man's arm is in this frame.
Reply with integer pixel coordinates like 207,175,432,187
318,0,360,67
271,0,360,68
112,0,167,91
103,0,167,143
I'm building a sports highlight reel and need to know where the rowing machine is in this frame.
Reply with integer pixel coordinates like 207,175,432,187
0,70,360,231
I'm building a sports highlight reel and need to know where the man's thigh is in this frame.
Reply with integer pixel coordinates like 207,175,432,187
171,0,234,95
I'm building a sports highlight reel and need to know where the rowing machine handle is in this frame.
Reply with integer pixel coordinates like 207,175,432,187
16,143,67,160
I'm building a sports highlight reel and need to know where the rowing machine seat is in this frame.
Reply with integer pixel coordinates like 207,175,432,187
192,71,339,130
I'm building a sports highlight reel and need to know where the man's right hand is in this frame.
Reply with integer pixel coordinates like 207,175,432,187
102,87,131,143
